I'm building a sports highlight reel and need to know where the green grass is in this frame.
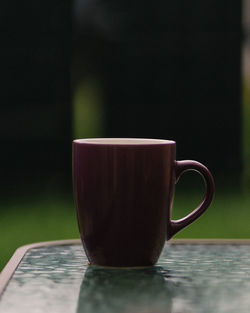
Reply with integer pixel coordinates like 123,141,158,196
172,189,250,239
0,193,79,271
1,187,250,271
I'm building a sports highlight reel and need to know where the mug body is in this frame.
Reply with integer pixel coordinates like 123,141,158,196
73,138,176,267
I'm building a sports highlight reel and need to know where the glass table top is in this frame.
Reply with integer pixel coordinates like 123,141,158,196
1,242,250,313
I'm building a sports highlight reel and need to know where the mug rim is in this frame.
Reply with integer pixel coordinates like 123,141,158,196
73,138,176,145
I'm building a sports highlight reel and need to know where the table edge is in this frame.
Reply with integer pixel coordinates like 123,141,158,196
1,238,250,295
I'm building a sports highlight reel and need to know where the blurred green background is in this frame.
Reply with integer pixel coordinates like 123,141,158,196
1,0,250,272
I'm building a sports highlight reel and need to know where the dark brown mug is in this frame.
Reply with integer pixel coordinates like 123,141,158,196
73,138,214,267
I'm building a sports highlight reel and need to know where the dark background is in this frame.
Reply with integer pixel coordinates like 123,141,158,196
0,1,72,194
1,0,250,271
0,0,242,196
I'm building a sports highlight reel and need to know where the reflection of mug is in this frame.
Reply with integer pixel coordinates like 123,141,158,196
73,138,214,267
77,266,173,313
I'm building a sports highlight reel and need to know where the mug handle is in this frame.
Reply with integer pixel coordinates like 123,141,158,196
167,160,215,240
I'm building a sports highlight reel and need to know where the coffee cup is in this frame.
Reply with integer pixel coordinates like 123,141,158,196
73,138,214,267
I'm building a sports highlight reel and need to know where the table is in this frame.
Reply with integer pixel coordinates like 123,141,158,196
1,239,250,313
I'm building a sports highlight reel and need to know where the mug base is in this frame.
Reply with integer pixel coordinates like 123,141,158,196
88,263,154,270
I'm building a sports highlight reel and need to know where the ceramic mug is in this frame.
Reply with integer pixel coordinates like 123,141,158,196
73,138,214,267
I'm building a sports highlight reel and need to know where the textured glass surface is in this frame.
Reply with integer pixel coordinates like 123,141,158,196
1,244,250,313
